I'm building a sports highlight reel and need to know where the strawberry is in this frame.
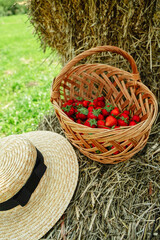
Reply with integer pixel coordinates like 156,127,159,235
102,104,114,117
88,106,94,112
97,96,105,102
101,108,109,117
110,107,120,116
72,102,76,107
131,115,140,123
93,98,98,104
76,119,83,124
118,114,129,126
113,126,120,129
62,105,75,116
129,121,137,126
84,118,97,128
74,108,78,114
77,107,88,120
62,102,68,108
69,117,74,121
119,113,129,121
123,110,130,115
75,102,83,108
118,118,128,126
97,101,105,108
62,101,73,108
91,143,95,148
73,98,79,103
103,127,110,129
97,120,105,128
66,99,74,104
88,101,97,108
111,146,119,155
98,114,104,120
82,100,90,108
87,109,101,120
105,116,117,127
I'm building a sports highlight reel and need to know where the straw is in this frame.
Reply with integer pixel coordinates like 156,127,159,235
38,112,160,239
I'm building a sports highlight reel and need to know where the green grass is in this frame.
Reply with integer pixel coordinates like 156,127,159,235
0,14,61,137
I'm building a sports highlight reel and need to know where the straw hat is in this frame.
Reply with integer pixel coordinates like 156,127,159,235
0,131,79,240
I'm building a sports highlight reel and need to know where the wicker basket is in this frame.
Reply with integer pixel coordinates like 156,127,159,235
50,46,158,164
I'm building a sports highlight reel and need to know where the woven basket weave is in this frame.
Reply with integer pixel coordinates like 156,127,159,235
51,46,158,164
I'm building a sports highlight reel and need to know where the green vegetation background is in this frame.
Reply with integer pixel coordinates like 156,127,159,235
0,14,61,137
0,0,27,16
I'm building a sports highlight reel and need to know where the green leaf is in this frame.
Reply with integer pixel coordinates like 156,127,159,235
76,96,83,101
103,104,114,112
92,108,101,116
96,150,102,154
89,118,97,126
62,105,72,112
121,116,128,123
78,107,88,115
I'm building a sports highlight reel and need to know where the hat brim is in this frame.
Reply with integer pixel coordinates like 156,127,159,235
0,131,79,240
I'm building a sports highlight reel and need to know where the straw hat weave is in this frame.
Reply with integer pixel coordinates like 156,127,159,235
0,131,79,240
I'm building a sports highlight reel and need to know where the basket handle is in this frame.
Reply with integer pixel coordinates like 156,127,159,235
59,45,138,75
51,46,139,100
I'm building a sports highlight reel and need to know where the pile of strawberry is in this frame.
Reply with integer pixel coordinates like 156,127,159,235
62,96,141,129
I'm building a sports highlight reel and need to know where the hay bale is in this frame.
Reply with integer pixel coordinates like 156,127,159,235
28,0,160,100
38,113,160,240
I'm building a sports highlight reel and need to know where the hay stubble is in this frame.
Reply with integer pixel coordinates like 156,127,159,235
38,113,160,240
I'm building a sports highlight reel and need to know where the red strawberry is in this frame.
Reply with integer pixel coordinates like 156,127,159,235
101,109,109,117
84,119,97,128
76,102,83,108
97,96,105,102
120,113,129,121
123,110,130,115
129,121,137,126
118,114,129,126
98,114,104,120
88,106,94,112
97,120,105,128
67,99,74,104
73,98,79,103
97,101,105,108
62,105,75,116
88,101,97,108
102,104,114,117
62,101,73,108
131,115,140,123
69,117,74,121
76,119,83,124
113,126,120,129
77,107,88,120
91,143,95,148
118,119,128,126
82,100,90,108
72,102,76,107
74,108,78,114
105,116,117,127
87,109,101,120
111,146,119,155
103,127,110,129
111,107,120,116
93,98,98,104
96,107,102,110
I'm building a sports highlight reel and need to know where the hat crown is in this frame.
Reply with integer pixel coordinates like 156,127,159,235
0,135,37,203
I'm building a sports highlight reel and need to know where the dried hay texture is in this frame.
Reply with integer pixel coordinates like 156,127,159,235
28,0,160,101
38,113,160,240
